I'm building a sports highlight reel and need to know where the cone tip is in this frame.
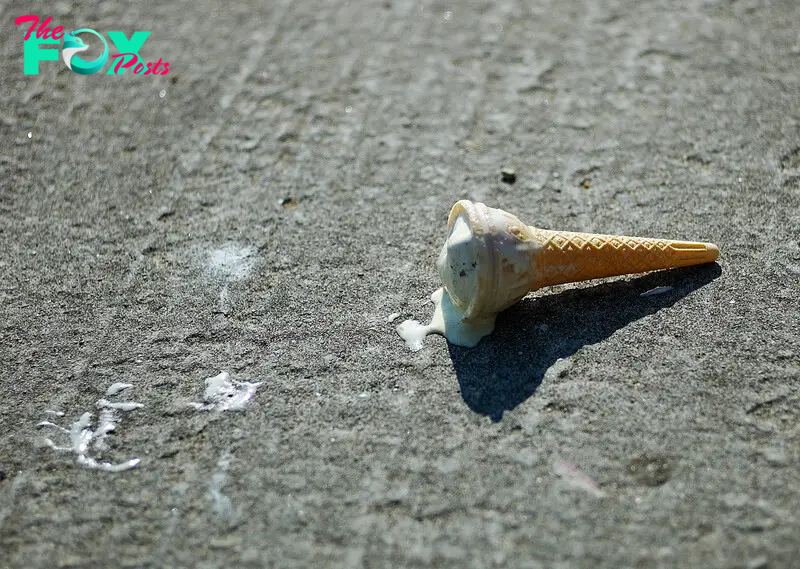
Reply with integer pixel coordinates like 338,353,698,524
706,242,720,262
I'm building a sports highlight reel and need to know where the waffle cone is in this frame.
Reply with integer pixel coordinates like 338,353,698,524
528,228,719,290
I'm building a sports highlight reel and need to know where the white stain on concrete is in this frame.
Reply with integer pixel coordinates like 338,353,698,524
188,371,261,412
219,284,232,313
105,382,133,396
206,244,258,281
37,384,143,472
204,244,258,314
209,452,239,526
95,399,144,412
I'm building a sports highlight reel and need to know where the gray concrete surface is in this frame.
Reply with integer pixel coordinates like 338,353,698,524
1,0,799,567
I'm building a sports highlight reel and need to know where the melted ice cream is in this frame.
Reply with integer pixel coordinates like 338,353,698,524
38,385,143,472
396,288,496,351
188,371,261,411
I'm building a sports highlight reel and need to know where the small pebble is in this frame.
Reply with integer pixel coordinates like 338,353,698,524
500,168,516,184
281,197,298,209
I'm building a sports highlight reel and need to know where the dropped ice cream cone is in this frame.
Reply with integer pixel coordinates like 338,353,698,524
398,200,720,351
437,200,719,322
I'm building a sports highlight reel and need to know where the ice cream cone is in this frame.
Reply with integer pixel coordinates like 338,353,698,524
437,200,719,322
528,228,719,289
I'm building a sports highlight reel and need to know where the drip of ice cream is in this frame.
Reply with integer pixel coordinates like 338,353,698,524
396,287,495,350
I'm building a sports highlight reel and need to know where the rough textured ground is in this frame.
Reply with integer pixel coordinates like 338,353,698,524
1,0,799,567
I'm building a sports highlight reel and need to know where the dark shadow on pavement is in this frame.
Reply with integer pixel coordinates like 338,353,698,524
448,264,722,421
